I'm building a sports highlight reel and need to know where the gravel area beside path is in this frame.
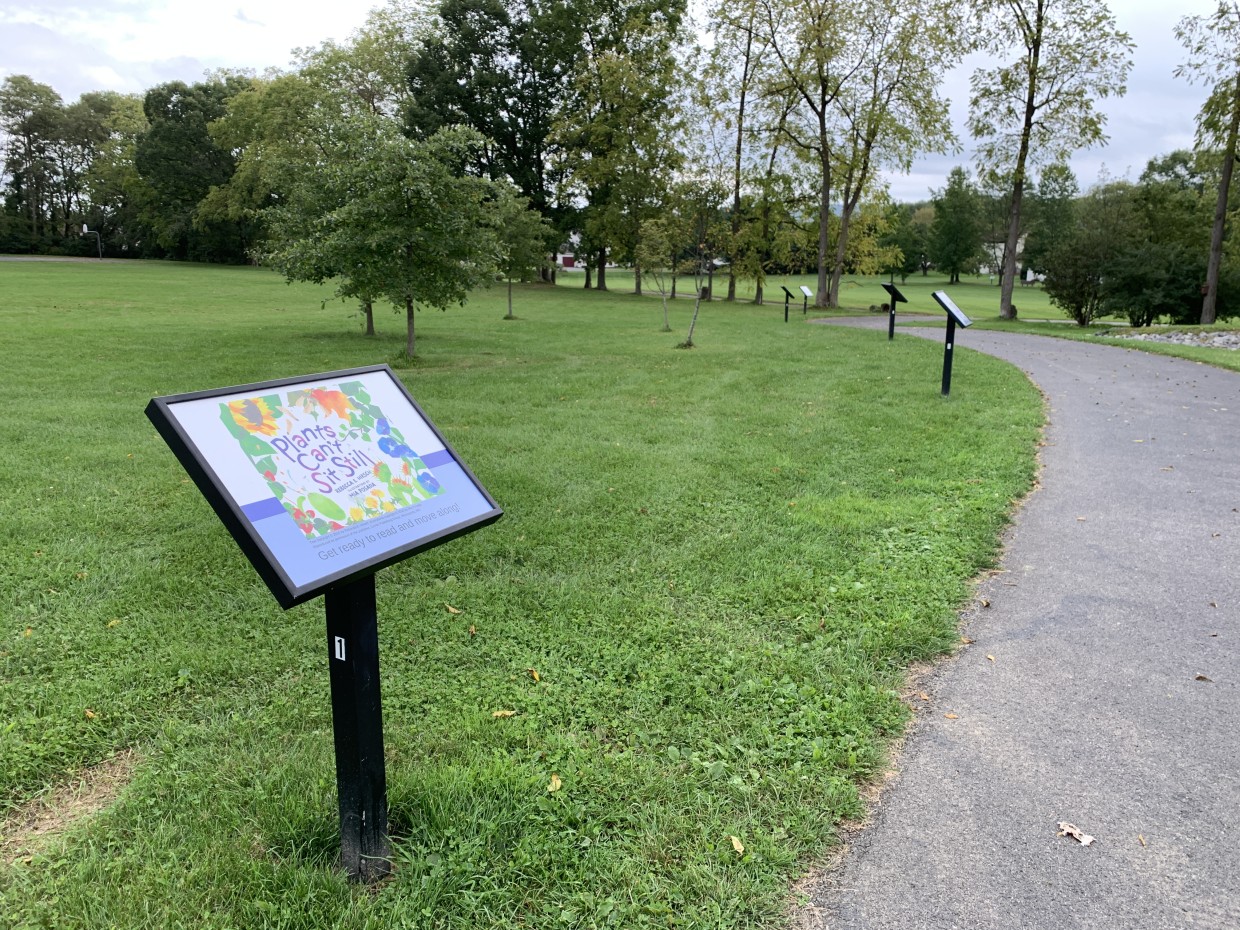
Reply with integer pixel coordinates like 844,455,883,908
796,320,1240,930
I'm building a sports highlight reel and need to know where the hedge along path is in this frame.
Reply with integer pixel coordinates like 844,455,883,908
800,321,1240,930
1,749,140,865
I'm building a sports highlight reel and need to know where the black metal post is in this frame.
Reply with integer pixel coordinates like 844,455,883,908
784,292,789,322
802,294,808,314
888,304,896,341
941,316,957,396
325,575,391,882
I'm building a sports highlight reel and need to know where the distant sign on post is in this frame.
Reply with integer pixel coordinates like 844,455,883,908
881,282,907,304
799,286,813,298
932,290,973,328
146,365,502,608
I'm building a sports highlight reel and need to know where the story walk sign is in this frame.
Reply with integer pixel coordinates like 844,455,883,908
146,364,502,881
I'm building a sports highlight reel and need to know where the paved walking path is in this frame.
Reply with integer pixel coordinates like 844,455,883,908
797,320,1240,929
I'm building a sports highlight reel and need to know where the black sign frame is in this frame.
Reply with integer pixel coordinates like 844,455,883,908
146,365,503,609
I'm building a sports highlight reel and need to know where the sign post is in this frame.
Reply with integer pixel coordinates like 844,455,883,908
781,286,794,322
799,285,813,315
931,291,973,396
880,282,907,341
145,365,501,882
326,575,389,881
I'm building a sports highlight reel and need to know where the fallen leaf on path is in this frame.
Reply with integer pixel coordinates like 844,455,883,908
918,692,930,702
980,598,991,608
1057,822,1095,846
944,713,959,720
1138,835,1147,847
986,655,995,663
960,636,974,645
1195,674,1213,682
730,836,745,855
1210,601,1218,608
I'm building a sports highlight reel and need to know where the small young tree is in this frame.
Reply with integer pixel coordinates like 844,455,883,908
636,218,677,331
493,186,554,319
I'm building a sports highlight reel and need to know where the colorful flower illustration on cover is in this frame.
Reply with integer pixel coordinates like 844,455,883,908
219,380,444,538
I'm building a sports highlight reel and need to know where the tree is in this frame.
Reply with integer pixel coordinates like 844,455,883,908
134,75,253,262
754,0,960,307
265,122,498,359
929,167,983,283
881,203,929,282
636,218,679,331
494,185,555,319
1175,2,1240,324
970,0,1133,319
0,75,62,248
407,0,576,241
1043,178,1137,325
553,0,688,293
1022,163,1078,275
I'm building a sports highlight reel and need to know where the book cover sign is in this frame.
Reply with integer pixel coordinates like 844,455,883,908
219,380,443,538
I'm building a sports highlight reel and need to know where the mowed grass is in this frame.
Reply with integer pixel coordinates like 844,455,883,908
1,261,1041,929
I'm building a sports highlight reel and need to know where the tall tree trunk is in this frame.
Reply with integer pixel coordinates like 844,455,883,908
727,26,755,303
596,246,607,290
754,283,764,305
1203,77,1240,325
1000,16,1043,320
829,204,854,308
363,298,375,336
584,262,592,289
634,263,642,296
405,296,416,358
817,156,831,307
505,277,515,319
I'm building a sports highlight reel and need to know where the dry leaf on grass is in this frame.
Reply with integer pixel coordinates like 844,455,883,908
528,668,541,683
445,603,461,614
492,710,517,718
548,773,562,793
1057,822,1095,846
730,836,745,855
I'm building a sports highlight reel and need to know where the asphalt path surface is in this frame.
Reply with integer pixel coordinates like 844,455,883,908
795,319,1240,930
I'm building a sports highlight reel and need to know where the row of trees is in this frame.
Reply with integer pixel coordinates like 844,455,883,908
3,0,1240,325
885,153,1240,326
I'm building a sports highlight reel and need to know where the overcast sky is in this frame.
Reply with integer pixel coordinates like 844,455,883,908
0,0,1223,202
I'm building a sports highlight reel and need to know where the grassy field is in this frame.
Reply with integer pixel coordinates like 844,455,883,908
1,261,1042,929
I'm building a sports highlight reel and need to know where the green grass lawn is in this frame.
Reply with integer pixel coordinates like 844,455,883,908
1,261,1041,929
